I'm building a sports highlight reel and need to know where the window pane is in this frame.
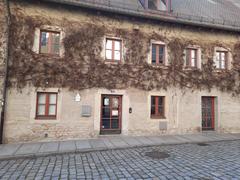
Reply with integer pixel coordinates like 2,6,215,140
191,58,196,67
112,98,119,108
37,105,45,115
49,94,57,104
114,51,121,60
216,52,220,60
38,94,46,104
115,41,121,51
158,105,163,115
106,40,112,49
40,32,49,53
221,52,225,60
221,59,225,69
106,50,112,59
49,105,56,115
151,96,155,115
40,31,60,54
191,50,196,58
152,45,156,64
158,97,164,115
159,46,164,64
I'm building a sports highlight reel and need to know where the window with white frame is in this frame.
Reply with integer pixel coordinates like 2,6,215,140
215,51,227,69
151,42,166,65
186,48,197,68
105,38,122,62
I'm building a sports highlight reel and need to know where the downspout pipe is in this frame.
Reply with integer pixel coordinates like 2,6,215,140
0,0,10,144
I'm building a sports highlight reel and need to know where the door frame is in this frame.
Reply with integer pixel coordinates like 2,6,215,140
201,96,215,131
100,94,122,134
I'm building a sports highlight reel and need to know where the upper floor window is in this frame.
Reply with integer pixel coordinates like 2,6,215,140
186,48,197,68
146,0,170,11
105,38,122,62
151,43,165,65
36,92,57,119
40,30,60,55
151,96,165,118
215,51,227,69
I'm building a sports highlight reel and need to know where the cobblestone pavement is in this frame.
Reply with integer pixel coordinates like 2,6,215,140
0,140,240,180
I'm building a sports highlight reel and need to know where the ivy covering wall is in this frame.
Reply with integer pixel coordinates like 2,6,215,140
8,8,240,95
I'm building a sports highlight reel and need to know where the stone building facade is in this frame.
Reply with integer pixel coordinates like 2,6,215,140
1,0,240,143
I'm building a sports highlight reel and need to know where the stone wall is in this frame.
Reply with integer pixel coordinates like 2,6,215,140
0,0,8,143
2,1,240,143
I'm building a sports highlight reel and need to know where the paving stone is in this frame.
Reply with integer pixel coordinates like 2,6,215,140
108,138,129,147
38,142,59,153
0,144,21,156
15,143,42,155
75,140,91,150
58,141,76,152
89,139,107,149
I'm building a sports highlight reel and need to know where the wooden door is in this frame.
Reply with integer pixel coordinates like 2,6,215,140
100,95,122,134
202,97,215,131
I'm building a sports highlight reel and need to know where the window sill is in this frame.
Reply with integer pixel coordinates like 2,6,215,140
35,116,57,120
150,64,168,69
184,67,200,71
150,115,166,119
38,52,61,58
105,60,122,64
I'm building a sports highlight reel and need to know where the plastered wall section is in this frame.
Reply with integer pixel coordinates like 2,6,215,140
4,86,240,143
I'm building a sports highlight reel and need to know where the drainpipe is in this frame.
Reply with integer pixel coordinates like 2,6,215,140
0,0,10,144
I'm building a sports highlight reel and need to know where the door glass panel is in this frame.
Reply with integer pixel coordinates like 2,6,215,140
102,108,110,118
111,118,119,129
102,118,110,129
112,98,119,108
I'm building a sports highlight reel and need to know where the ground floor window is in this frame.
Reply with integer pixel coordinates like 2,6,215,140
36,92,57,119
151,96,165,118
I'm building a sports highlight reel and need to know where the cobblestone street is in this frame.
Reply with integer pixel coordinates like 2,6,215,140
0,140,240,180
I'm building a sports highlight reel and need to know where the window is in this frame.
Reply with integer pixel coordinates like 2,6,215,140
215,51,227,69
36,92,57,119
147,0,169,11
40,30,60,55
186,48,197,68
151,96,165,118
105,38,122,61
152,43,165,65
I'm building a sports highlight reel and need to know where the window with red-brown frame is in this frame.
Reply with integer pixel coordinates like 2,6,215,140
151,96,165,118
215,51,227,69
36,92,58,119
105,38,122,61
186,48,198,68
151,43,165,65
40,30,60,55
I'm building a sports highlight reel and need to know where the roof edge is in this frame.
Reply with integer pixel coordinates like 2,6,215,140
43,0,240,32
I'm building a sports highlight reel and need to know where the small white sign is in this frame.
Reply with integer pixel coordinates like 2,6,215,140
75,93,81,102
112,110,119,116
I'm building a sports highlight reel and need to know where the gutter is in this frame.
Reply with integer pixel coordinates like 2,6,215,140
0,0,10,144
44,0,240,32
